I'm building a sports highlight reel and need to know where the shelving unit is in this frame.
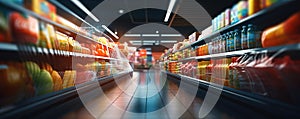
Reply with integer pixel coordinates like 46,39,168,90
0,43,124,61
162,0,300,58
160,1,300,117
0,0,132,118
163,70,300,118
0,70,133,118
171,43,300,61
0,1,113,48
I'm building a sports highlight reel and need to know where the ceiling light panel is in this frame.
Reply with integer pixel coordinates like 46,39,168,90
124,34,141,37
142,34,160,37
160,34,181,37
70,0,100,22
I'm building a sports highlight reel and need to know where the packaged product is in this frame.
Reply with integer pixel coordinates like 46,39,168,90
262,12,300,48
68,37,82,53
231,4,239,24
46,24,57,49
25,0,56,21
55,32,69,51
248,0,261,16
38,21,52,48
225,9,231,26
10,12,39,44
237,0,248,20
0,8,11,43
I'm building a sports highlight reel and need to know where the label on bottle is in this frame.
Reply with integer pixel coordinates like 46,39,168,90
247,32,256,48
241,33,248,49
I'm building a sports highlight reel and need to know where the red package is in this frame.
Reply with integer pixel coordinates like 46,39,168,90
10,12,39,44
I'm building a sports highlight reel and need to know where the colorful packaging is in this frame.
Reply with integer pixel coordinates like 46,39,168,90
46,24,57,49
25,0,57,21
231,4,239,24
225,9,231,26
38,21,52,48
237,1,248,20
248,0,261,16
55,32,69,51
0,8,11,43
10,12,39,44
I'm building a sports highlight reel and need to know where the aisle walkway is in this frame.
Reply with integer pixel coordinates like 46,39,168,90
62,70,204,119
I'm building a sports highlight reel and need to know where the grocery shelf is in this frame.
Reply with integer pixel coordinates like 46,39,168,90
0,43,124,61
0,70,133,118
0,43,18,51
168,43,300,61
0,1,113,49
164,0,300,57
163,70,300,118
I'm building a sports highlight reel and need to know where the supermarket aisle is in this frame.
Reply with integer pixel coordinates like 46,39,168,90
62,70,201,119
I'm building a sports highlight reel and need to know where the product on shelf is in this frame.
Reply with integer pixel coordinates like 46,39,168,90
25,62,54,96
38,21,52,48
62,70,76,89
0,61,34,106
10,12,39,44
237,0,248,20
46,24,57,49
261,11,300,48
51,70,63,91
25,0,57,21
0,8,11,43
56,15,79,32
265,0,280,7
55,31,69,51
68,37,82,53
248,0,261,15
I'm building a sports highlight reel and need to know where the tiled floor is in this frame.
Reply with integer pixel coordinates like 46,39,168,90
61,70,203,119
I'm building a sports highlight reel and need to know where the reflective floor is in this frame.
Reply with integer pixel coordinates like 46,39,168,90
60,70,208,119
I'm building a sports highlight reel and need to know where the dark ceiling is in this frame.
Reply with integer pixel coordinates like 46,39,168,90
57,0,239,41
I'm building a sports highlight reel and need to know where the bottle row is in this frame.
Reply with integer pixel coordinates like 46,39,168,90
163,52,300,103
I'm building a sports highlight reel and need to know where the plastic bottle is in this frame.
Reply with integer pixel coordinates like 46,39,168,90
206,60,213,82
247,24,256,48
225,33,230,52
221,35,226,53
229,57,238,88
229,31,235,51
234,29,241,50
241,26,248,49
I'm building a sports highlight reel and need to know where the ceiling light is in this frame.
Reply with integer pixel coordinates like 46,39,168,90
70,0,99,22
160,40,178,43
142,34,160,37
131,43,142,45
164,0,176,22
156,31,159,33
143,40,156,43
102,25,119,39
130,41,141,43
161,34,181,37
143,43,154,45
119,9,124,14
124,34,141,37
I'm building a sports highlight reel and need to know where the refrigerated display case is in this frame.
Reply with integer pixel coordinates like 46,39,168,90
0,1,132,118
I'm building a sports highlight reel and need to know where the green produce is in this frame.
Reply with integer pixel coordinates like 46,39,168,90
35,69,53,96
24,61,40,81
